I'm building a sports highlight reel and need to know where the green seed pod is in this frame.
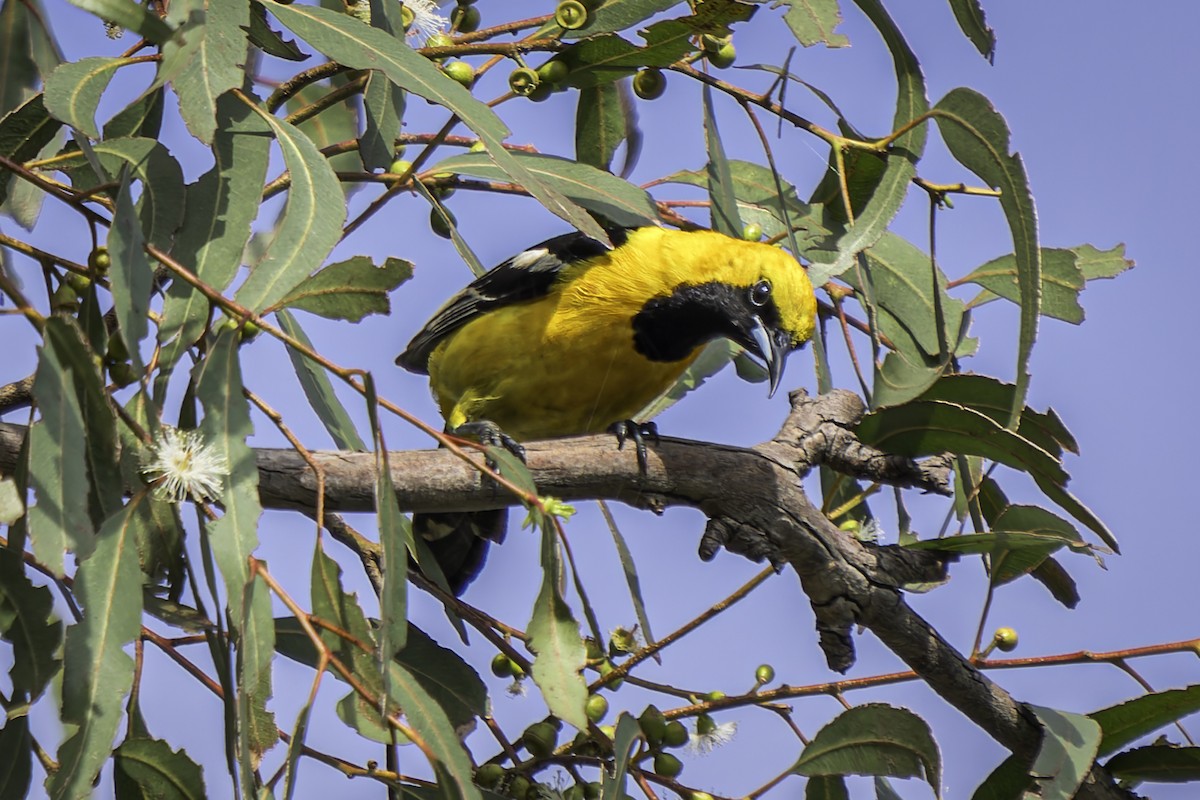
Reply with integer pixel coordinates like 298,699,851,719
632,69,666,100
88,246,111,276
653,752,683,778
491,653,514,678
707,42,736,69
585,693,609,723
524,721,558,757
638,705,667,747
755,663,775,684
537,59,570,85
508,66,540,96
430,206,457,239
475,763,504,788
443,60,475,87
994,626,1019,652
742,222,764,242
663,720,688,748
555,0,588,30
451,4,480,32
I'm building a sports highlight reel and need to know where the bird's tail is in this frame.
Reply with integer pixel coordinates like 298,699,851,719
413,509,508,595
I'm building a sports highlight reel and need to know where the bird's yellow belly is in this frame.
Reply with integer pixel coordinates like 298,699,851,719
426,298,697,441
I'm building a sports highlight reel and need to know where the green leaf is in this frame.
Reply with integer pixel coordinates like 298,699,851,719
364,375,409,657
275,616,486,734
662,160,822,238
276,309,367,451
113,737,206,800
0,713,32,800
598,500,656,654
703,83,741,237
933,87,1038,424
791,703,941,799
275,255,412,320
1077,242,1134,280
528,521,589,731
559,0,684,40
161,93,271,365
388,623,487,731
235,97,344,313
856,399,1067,488
804,775,849,800
0,548,63,699
774,0,850,48
103,86,165,139
808,0,927,286
155,0,249,144
987,505,1083,584
42,318,123,532
601,713,642,800
0,0,40,116
1105,744,1200,784
28,322,93,574
360,70,405,172
0,93,62,206
964,244,1132,324
246,2,307,61
383,661,482,800
108,170,154,372
43,56,125,138
575,82,629,173
1026,705,1101,800
195,330,262,621
56,137,185,251
50,498,147,800
969,754,1033,800
67,0,172,43
860,395,1117,552
264,1,608,242
0,476,21,523
1030,556,1079,609
238,573,278,783
842,232,964,358
432,151,658,228
1092,685,1200,759
947,0,995,62
915,374,1077,458
286,77,361,178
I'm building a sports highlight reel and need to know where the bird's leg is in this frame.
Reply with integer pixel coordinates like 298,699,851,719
448,420,526,469
608,420,659,474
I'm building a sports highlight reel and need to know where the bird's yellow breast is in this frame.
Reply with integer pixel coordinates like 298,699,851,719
426,274,699,440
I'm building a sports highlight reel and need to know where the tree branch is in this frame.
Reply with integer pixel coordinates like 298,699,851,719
0,391,1135,798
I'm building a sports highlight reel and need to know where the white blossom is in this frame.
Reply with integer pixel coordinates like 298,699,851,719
142,427,228,503
405,0,448,43
686,719,737,755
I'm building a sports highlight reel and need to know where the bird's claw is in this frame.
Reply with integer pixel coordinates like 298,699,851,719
449,420,526,470
608,420,659,473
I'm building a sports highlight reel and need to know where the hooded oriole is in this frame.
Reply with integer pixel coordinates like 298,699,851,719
398,226,818,592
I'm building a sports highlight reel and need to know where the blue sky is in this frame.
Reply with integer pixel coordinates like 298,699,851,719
3,2,1197,797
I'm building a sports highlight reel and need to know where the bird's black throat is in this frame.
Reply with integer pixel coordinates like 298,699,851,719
632,281,779,363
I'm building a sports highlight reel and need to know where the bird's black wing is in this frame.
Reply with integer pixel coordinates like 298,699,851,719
397,228,630,373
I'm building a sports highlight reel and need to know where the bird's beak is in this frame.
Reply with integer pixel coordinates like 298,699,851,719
748,316,793,398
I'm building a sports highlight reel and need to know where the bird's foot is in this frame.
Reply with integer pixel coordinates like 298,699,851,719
608,420,659,473
449,420,526,469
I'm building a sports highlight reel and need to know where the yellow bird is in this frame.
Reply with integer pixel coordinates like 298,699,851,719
398,226,818,592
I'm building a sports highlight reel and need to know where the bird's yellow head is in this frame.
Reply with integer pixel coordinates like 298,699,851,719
621,228,818,397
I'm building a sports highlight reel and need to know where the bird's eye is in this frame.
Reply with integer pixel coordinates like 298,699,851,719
749,279,772,307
